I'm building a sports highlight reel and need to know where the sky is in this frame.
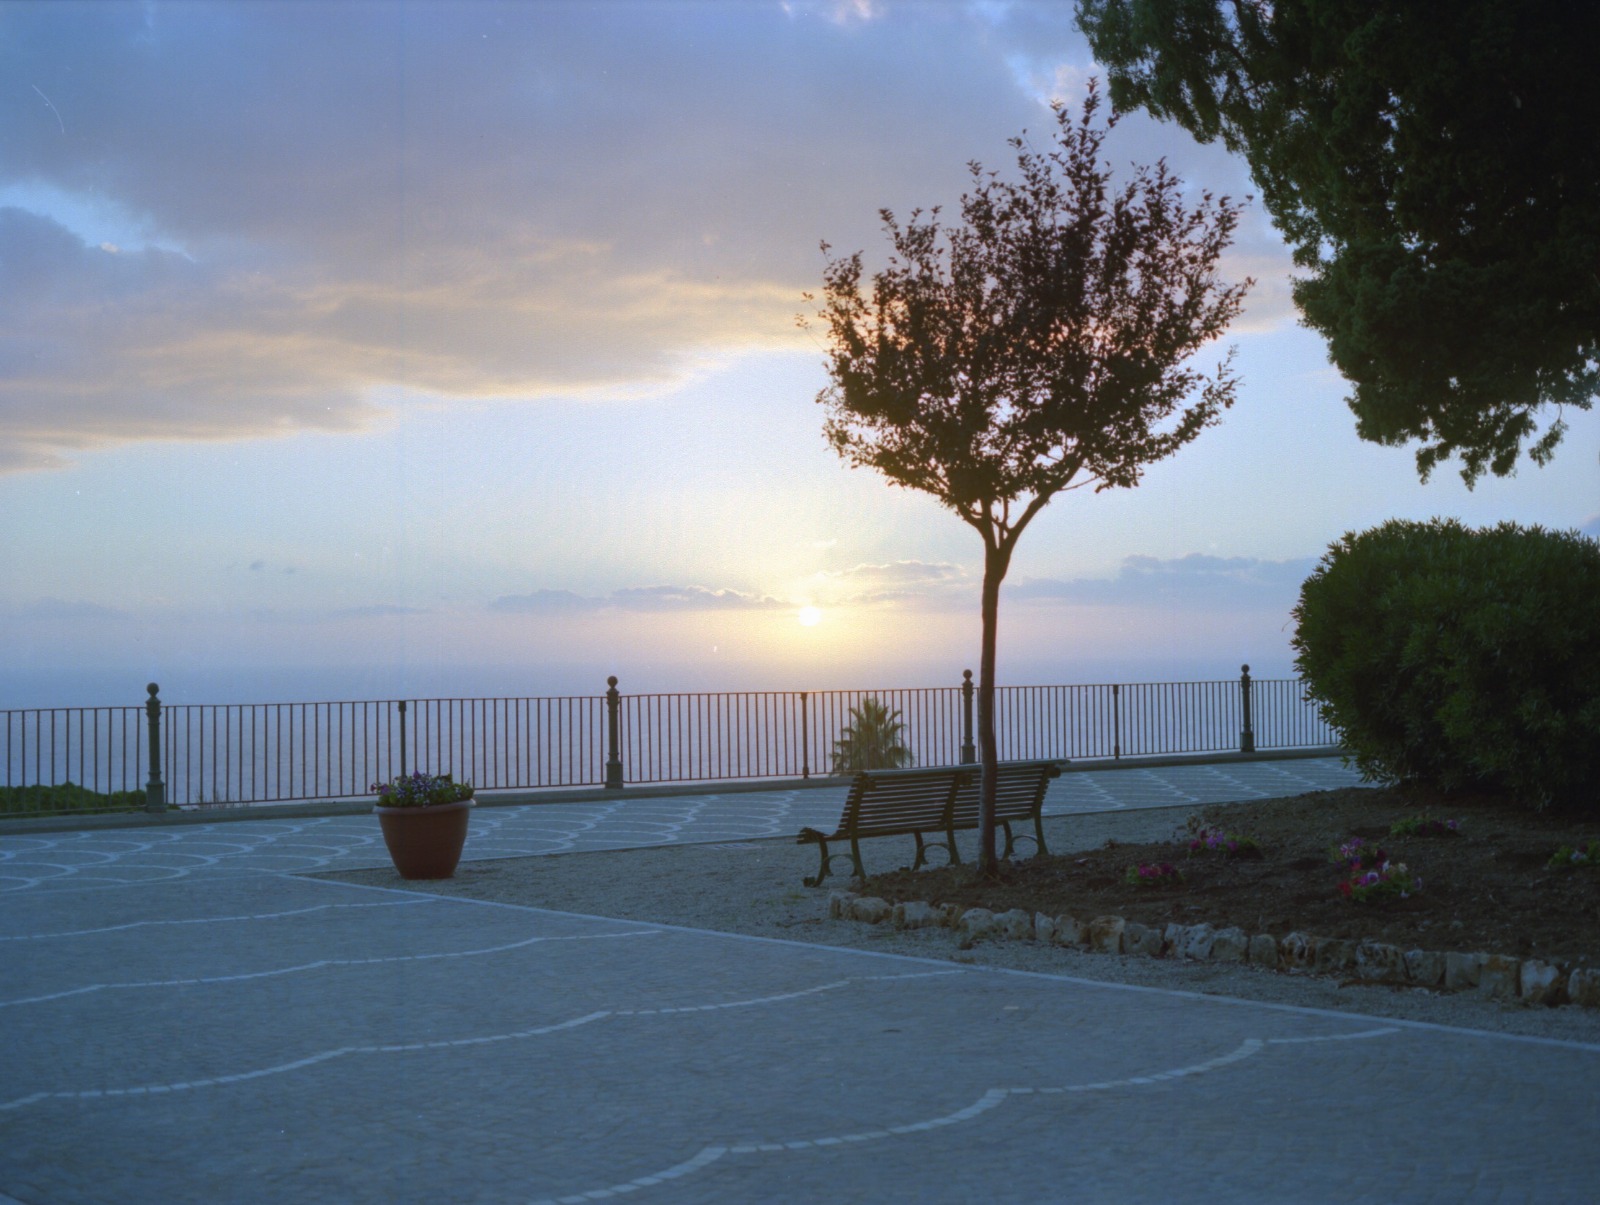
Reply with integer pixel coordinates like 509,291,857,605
2,0,1596,708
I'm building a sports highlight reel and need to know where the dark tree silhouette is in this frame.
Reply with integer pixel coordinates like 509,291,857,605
830,697,913,774
1077,0,1600,483
805,83,1250,875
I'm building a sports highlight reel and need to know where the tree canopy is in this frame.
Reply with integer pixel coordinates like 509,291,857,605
807,83,1249,872
830,697,913,775
1077,0,1600,483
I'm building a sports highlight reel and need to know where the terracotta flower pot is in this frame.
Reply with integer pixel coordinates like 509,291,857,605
374,799,474,879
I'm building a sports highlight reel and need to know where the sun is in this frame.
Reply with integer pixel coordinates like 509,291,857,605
797,605,822,627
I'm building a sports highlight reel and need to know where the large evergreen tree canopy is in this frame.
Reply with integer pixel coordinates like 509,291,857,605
1077,0,1600,482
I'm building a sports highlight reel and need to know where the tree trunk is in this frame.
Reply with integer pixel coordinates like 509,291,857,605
976,540,1009,876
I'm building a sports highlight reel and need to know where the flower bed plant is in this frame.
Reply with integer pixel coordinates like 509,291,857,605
1339,860,1421,903
370,772,474,808
1186,827,1262,858
1547,840,1600,871
1329,836,1386,871
1124,862,1183,888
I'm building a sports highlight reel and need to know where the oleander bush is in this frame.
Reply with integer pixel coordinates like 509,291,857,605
1292,518,1600,811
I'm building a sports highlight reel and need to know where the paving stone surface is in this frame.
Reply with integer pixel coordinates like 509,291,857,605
0,758,1364,888
7,758,1594,1203
3,871,1598,1204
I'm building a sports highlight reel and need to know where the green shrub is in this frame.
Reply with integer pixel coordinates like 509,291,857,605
1291,518,1600,810
0,782,148,817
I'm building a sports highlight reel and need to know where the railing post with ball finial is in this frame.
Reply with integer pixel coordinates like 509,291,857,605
960,669,976,765
1239,664,1256,754
144,683,166,813
604,676,624,789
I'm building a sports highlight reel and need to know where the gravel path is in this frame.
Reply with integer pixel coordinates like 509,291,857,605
321,805,1600,1047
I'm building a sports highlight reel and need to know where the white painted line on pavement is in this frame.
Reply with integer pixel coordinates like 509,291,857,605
528,1034,1350,1204
613,968,961,1018
0,968,961,1110
0,1011,612,1113
0,928,661,1009
0,897,434,941
1267,1027,1399,1045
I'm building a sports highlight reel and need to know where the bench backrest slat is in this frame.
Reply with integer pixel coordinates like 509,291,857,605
838,767,968,833
949,761,1062,825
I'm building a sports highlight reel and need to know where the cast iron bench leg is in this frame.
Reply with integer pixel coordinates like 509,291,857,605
998,817,1047,860
803,838,836,888
915,829,960,869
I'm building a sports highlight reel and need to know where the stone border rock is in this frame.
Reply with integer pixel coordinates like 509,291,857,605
828,892,1600,1010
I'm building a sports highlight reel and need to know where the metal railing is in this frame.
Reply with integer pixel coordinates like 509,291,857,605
613,681,974,785
0,704,148,802
1,665,1336,815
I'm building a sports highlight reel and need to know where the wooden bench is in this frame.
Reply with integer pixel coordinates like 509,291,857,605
796,759,1064,886
950,759,1063,863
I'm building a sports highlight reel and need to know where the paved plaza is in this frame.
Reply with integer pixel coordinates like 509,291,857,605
2,757,1364,887
3,758,1598,1202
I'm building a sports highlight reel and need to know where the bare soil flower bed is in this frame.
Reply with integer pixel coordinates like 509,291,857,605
857,786,1600,969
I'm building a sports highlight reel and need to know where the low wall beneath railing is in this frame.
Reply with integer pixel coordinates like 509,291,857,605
1,745,1347,835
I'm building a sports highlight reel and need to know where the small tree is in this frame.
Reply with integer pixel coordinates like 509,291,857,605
806,83,1249,875
831,697,913,774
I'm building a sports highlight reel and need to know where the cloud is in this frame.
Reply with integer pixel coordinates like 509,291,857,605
1580,514,1600,540
330,603,428,619
489,589,605,614
490,584,784,613
610,585,785,612
236,558,295,576
11,597,128,620
821,560,966,587
781,0,884,24
0,208,384,471
0,3,1293,471
808,559,971,605
1011,554,1316,609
